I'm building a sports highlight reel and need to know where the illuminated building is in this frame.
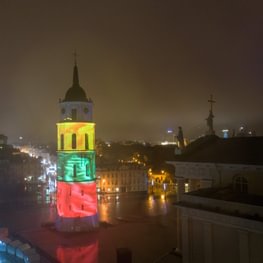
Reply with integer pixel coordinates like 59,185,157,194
96,164,147,193
56,57,98,231
147,168,176,196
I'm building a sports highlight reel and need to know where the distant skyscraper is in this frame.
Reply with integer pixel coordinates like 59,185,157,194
56,56,98,232
206,95,216,135
0,134,8,145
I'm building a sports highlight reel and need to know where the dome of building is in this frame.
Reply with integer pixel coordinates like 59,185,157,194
64,85,87,102
63,64,88,102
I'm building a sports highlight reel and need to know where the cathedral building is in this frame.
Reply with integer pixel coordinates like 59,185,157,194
169,135,263,263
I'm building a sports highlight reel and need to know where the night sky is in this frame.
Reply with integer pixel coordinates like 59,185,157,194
0,1,262,143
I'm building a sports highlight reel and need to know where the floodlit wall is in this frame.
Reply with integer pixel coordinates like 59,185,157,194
57,122,95,151
57,182,97,218
57,152,95,182
56,100,98,231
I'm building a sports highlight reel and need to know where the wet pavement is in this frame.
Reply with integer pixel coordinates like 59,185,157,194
0,193,181,263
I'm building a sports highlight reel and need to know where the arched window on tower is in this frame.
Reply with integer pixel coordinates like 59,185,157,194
60,134,64,150
61,166,64,179
71,109,77,121
86,164,90,178
85,134,89,150
73,164,77,178
234,176,248,193
72,134,77,149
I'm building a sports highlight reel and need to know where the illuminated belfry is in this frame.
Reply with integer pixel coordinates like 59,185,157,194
56,56,98,232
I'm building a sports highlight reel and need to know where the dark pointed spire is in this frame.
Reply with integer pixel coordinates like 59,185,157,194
73,64,79,86
74,50,77,66
63,52,88,102
73,51,79,86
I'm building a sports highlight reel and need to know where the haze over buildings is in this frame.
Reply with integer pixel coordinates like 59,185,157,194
0,1,262,143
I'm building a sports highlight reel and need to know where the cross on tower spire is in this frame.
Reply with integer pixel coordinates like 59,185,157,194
73,50,78,66
72,51,79,86
208,94,216,112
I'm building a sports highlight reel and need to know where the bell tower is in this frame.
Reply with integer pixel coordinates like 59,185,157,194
56,56,98,232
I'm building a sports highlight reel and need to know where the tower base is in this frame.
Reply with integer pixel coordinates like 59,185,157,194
56,213,99,232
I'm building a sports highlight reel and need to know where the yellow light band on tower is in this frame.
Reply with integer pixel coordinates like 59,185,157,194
57,122,95,151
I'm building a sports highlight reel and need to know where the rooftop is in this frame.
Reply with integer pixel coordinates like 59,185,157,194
173,135,263,165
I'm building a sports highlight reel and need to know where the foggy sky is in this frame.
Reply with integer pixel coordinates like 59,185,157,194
0,0,262,144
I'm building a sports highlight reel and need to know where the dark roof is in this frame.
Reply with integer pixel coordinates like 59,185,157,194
174,135,263,165
187,187,263,206
63,64,88,102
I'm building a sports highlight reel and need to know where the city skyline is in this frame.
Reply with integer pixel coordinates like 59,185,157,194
0,1,262,143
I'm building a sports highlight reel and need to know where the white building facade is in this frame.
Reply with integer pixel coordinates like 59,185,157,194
168,136,263,263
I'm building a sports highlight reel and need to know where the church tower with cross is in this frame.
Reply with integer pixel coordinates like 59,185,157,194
56,54,99,232
206,95,216,135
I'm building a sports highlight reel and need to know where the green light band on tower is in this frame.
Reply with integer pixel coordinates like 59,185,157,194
57,152,96,182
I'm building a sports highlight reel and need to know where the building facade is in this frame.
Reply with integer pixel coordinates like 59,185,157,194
169,135,263,263
96,164,148,193
178,185,263,263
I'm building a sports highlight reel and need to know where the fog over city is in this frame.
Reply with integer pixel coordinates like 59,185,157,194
0,1,262,143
